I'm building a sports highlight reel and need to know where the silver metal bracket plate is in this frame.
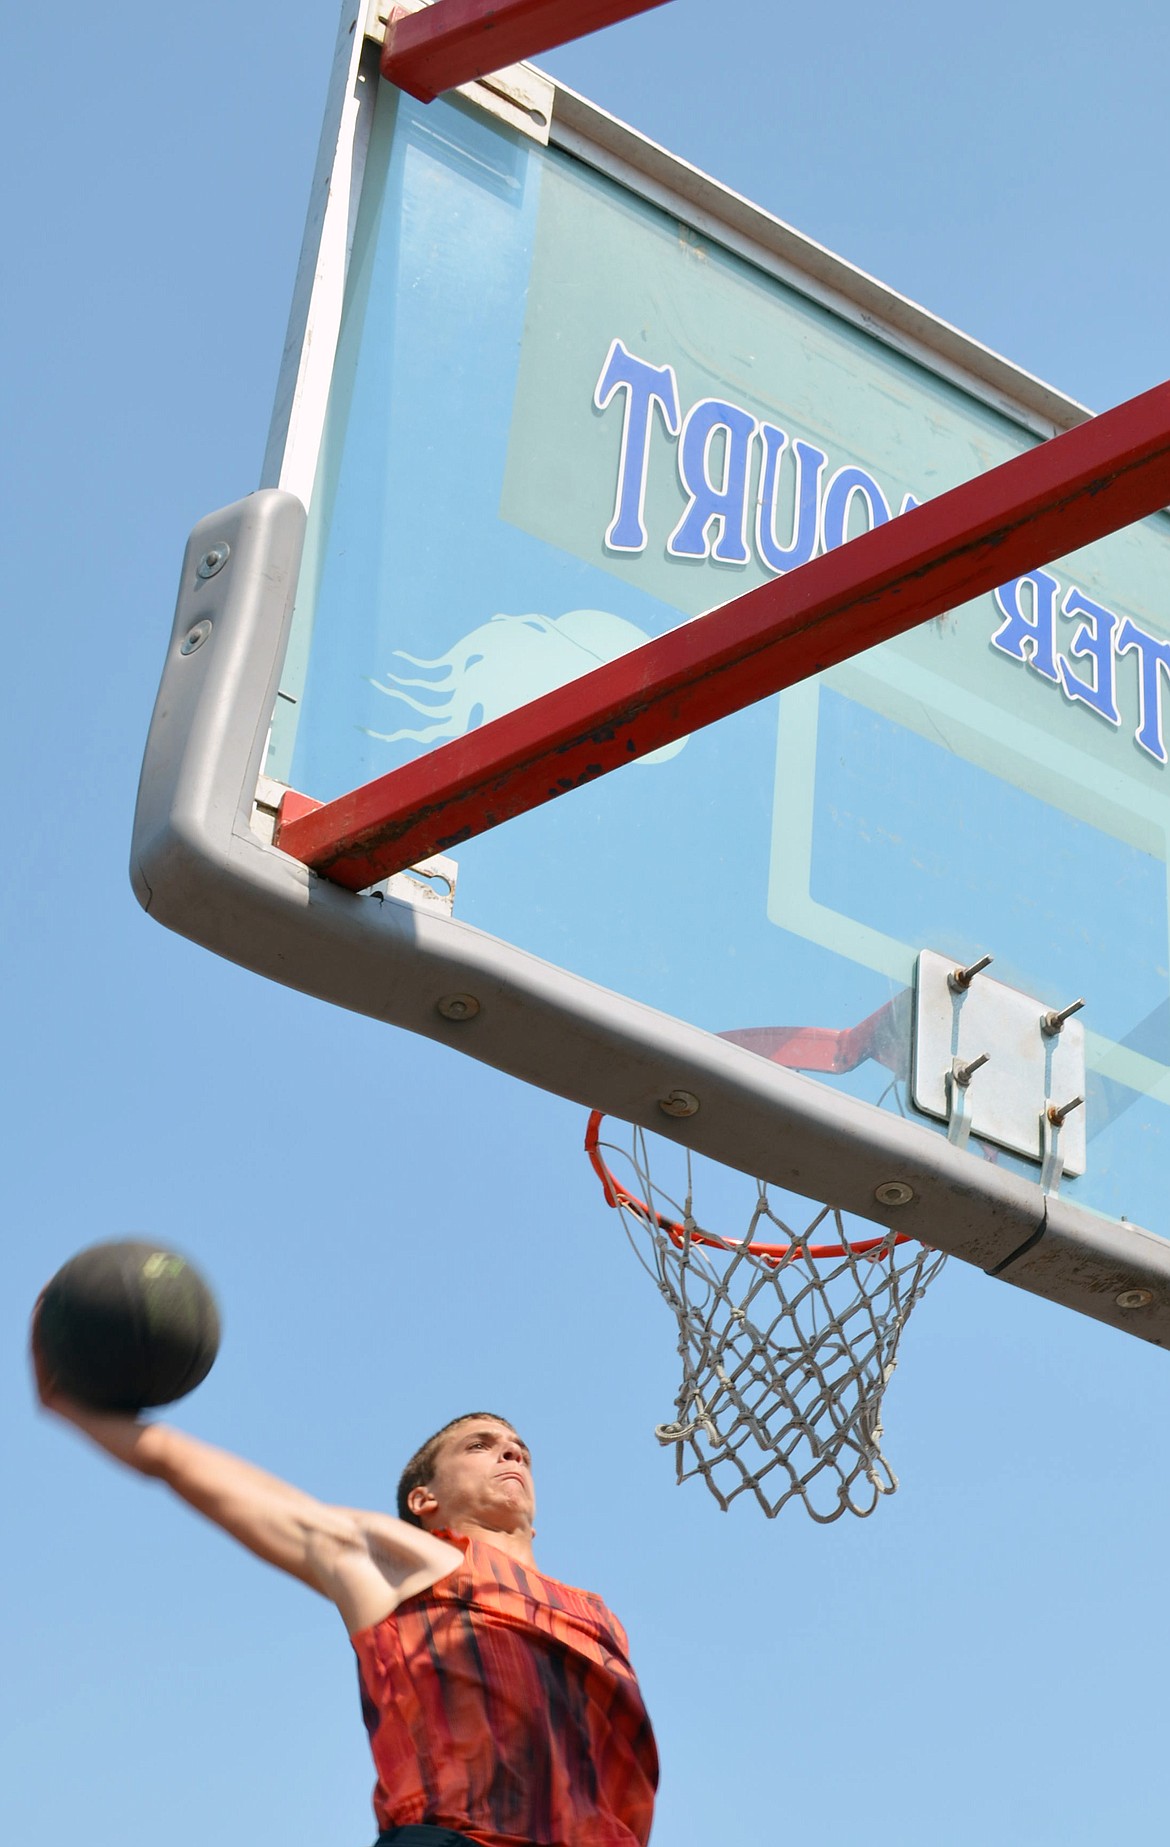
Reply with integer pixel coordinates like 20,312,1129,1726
912,950,1086,1177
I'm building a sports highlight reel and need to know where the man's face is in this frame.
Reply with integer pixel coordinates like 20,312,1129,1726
411,1417,536,1536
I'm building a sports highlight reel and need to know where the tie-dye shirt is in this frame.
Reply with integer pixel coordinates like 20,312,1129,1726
352,1532,658,1846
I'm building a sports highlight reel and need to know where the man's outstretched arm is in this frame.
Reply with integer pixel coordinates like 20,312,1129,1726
31,1320,458,1633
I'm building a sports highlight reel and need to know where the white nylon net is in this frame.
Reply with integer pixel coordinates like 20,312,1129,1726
591,1120,947,1522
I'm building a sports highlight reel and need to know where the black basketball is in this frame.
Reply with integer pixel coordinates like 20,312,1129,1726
37,1239,220,1412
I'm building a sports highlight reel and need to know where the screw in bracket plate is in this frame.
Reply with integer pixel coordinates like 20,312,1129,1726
659,1090,699,1119
1047,1095,1084,1127
1041,998,1085,1037
948,953,994,993
196,542,231,579
874,1180,916,1207
180,619,213,655
952,1051,990,1089
437,993,480,1022
1116,1288,1154,1310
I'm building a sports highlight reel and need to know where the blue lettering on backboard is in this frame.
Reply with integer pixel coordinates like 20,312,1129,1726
819,464,892,552
593,339,1170,768
593,339,680,552
755,426,826,572
1059,587,1121,726
1117,619,1170,763
991,572,1061,681
668,398,759,564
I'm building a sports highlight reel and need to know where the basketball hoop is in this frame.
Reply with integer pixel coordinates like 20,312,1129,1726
585,1110,947,1522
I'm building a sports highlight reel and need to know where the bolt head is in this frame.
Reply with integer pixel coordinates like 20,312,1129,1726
659,1090,699,1119
180,619,213,655
874,1180,915,1207
437,993,480,1021
196,542,231,579
1116,1288,1154,1310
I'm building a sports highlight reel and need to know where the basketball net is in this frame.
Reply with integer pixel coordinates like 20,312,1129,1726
586,1112,947,1522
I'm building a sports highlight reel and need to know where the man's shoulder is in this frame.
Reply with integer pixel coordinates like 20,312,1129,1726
457,1539,631,1648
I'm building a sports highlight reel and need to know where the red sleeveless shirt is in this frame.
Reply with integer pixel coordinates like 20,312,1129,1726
351,1533,657,1847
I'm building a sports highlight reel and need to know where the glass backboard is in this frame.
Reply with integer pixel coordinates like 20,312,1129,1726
132,7,1170,1342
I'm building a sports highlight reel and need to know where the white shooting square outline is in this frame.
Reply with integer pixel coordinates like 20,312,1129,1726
769,650,1170,1106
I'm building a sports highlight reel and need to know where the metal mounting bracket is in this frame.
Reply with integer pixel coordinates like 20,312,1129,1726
913,950,1087,1176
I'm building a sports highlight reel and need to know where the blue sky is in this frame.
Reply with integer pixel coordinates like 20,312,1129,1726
5,5,1170,1844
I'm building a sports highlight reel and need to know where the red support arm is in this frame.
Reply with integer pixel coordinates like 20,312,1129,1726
381,0,671,101
721,992,912,1078
275,377,1170,891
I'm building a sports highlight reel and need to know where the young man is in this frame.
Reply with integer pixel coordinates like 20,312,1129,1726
32,1337,658,1847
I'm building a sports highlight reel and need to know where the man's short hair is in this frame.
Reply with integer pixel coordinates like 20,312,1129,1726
397,1412,518,1526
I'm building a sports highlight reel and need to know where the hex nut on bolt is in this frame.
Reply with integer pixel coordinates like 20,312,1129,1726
874,1181,915,1207
437,994,480,1021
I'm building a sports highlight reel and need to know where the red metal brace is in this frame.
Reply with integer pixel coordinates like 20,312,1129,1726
382,0,672,102
721,991,913,1078
274,376,1170,891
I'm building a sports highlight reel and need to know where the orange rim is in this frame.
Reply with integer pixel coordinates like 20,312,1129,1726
585,1110,912,1264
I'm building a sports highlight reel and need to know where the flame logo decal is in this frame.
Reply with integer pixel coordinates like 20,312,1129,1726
366,609,687,764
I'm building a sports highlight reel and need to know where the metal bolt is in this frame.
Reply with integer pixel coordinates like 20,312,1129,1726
1116,1288,1154,1310
437,993,480,1021
1047,1095,1084,1127
196,543,230,579
874,1180,915,1207
659,1090,700,1119
948,953,994,993
1041,998,1085,1036
952,1052,990,1088
180,619,213,655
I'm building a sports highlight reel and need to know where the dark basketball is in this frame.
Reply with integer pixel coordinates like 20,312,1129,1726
37,1239,220,1412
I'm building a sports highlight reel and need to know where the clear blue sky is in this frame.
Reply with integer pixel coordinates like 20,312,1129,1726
5,5,1170,1844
